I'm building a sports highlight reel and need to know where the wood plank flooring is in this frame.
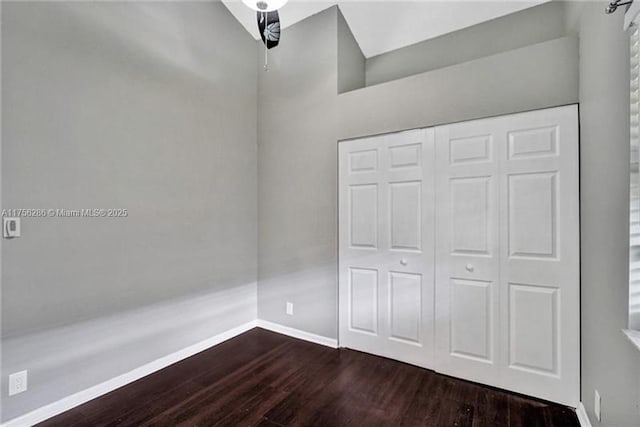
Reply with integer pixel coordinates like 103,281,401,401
39,328,579,427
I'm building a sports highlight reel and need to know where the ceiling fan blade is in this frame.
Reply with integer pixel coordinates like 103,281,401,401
257,10,280,49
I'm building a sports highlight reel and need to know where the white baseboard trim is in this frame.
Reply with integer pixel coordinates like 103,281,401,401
256,319,338,348
1,320,258,427
576,402,593,427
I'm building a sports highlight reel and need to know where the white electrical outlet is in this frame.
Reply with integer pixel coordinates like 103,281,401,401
286,301,294,316
595,389,601,422
9,371,27,396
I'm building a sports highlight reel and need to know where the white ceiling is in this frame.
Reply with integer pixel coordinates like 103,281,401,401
222,1,548,58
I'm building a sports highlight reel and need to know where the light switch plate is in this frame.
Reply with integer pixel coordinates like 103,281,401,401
9,371,27,396
3,217,20,238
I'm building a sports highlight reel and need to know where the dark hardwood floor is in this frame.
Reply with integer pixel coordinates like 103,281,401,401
39,328,579,427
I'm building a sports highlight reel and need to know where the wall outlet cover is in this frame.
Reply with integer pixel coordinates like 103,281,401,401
9,370,28,396
595,389,601,422
286,302,294,316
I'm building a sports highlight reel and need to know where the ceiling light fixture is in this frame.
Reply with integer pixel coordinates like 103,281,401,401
242,0,288,12
243,0,286,72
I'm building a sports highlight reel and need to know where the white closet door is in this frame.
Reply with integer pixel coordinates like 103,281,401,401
434,118,502,385
339,129,435,369
435,105,579,406
499,106,579,405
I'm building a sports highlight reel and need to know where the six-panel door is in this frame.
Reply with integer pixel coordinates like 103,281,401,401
498,107,579,406
434,118,502,387
338,129,436,369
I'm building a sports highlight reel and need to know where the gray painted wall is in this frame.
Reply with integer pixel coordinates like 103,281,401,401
339,36,578,140
1,1,257,420
365,1,568,87
573,3,640,425
338,9,365,93
257,7,339,339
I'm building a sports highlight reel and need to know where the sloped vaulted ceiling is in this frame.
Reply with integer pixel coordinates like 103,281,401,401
222,0,548,58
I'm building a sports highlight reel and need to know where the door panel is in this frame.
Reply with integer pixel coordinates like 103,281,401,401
450,278,494,363
390,181,422,251
349,268,379,334
389,143,422,169
499,106,579,406
449,135,492,164
508,126,558,159
450,177,492,255
508,172,558,258
349,184,378,249
435,119,501,386
349,149,378,173
389,272,422,343
508,283,559,375
339,129,435,369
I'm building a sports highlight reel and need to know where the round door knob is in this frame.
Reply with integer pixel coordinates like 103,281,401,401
465,264,474,272
400,259,408,266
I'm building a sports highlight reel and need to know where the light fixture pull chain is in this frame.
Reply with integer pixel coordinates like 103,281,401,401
264,11,269,72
